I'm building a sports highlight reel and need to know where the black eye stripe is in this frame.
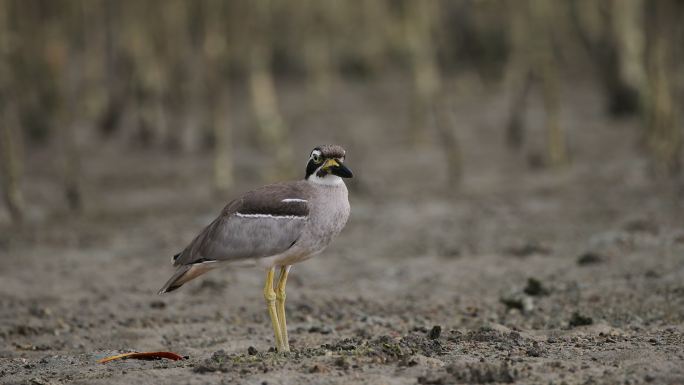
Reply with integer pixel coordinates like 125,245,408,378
305,158,321,179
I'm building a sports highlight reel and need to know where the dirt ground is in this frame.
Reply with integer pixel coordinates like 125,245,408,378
1,79,684,384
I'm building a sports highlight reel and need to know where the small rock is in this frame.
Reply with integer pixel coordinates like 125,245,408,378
500,294,534,313
500,296,524,311
481,323,513,335
247,346,258,355
569,312,593,327
644,270,660,279
333,356,350,370
674,233,684,244
577,252,604,266
447,330,463,342
523,278,549,296
28,306,52,318
504,241,551,258
418,374,447,385
408,354,446,369
522,296,535,313
526,342,542,357
510,330,522,339
354,327,372,339
428,325,442,340
622,219,658,235
149,300,166,309
308,325,333,334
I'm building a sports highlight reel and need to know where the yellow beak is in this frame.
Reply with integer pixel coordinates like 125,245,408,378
322,158,340,170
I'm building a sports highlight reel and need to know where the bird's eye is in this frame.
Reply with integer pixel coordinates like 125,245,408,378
312,153,322,163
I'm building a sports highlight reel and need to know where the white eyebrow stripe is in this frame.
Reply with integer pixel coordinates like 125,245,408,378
235,213,307,219
281,198,307,203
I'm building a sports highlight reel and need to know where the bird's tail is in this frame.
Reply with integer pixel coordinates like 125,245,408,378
157,262,218,295
158,265,192,295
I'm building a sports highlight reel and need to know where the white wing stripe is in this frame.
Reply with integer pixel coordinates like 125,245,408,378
281,198,308,203
235,212,307,219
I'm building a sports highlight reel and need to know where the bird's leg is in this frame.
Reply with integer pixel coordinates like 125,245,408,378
276,265,291,352
263,267,284,351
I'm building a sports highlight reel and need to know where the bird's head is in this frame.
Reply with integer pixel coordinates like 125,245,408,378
305,145,353,184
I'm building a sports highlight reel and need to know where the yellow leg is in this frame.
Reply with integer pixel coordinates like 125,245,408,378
263,267,284,351
276,265,291,352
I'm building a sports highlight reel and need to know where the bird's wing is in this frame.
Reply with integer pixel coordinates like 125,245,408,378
173,182,310,266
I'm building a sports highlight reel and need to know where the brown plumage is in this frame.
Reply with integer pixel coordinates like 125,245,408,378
316,144,346,159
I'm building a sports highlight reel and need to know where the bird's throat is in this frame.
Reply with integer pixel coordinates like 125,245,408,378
307,173,344,186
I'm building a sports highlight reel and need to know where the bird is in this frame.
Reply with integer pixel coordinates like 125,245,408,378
158,144,353,352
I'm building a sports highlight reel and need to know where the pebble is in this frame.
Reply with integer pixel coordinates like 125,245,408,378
428,325,442,340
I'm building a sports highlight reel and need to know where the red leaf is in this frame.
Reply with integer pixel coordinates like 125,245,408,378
98,351,186,363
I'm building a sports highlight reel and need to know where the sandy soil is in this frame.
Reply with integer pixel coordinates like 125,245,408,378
1,79,683,384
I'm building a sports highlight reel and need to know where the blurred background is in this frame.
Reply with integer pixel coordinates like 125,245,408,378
2,2,684,383
0,0,682,225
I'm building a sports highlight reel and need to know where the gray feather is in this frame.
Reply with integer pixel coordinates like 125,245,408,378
158,265,192,294
173,181,310,267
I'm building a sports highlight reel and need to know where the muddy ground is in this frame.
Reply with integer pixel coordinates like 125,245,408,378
1,79,684,384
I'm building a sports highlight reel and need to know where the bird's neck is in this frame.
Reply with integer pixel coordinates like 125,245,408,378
307,173,344,186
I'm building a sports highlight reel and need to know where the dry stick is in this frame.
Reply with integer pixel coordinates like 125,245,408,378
503,2,534,150
531,0,568,169
62,48,84,213
404,0,461,188
612,0,646,113
156,1,201,152
209,66,233,193
301,0,336,100
213,89,234,193
644,0,681,176
204,2,234,193
404,0,439,147
505,0,567,168
179,3,206,154
434,94,462,191
570,0,642,116
0,105,25,223
0,3,25,223
505,72,533,150
99,0,124,136
358,0,390,76
540,55,567,169
47,4,84,213
248,0,294,180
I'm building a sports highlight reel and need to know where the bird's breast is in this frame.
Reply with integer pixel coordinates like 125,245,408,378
301,185,350,252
